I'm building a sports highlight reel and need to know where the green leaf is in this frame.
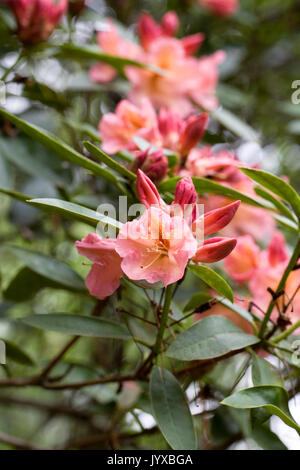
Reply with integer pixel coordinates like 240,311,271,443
188,264,234,302
166,316,260,361
211,107,260,142
150,366,196,450
54,44,164,76
159,177,271,210
0,108,119,185
3,339,34,366
217,297,259,324
7,246,85,292
3,267,59,302
254,186,296,222
221,386,300,434
28,198,122,229
183,292,213,313
0,187,29,202
22,314,131,340
83,141,136,181
0,153,12,189
240,167,300,220
251,424,287,450
251,353,283,386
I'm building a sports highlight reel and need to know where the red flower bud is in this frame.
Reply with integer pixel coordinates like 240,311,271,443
161,11,179,36
133,148,168,184
178,113,208,155
203,200,240,236
136,169,161,208
138,13,162,50
181,33,205,55
193,237,237,263
6,0,68,45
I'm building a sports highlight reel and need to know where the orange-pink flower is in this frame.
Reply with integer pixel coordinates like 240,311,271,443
224,232,300,323
184,146,276,241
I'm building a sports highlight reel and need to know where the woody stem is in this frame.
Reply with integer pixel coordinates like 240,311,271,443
153,284,174,356
259,237,300,339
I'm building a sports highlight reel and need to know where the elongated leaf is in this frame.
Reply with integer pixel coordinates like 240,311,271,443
3,339,34,366
22,314,131,340
150,366,196,450
84,141,136,181
3,267,60,302
167,316,260,361
211,107,260,142
221,386,300,434
7,246,85,292
55,43,163,75
0,187,29,202
159,177,271,210
0,108,119,184
251,354,283,386
28,198,122,229
188,264,234,302
251,424,287,450
240,167,300,220
217,297,259,323
183,292,213,313
254,186,296,222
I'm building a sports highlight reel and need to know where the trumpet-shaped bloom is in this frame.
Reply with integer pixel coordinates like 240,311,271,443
115,207,197,286
99,98,160,154
6,0,67,44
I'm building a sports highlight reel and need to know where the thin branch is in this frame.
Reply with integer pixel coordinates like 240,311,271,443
0,431,46,450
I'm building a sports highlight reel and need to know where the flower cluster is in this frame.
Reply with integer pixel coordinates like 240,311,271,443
90,12,225,115
76,171,239,299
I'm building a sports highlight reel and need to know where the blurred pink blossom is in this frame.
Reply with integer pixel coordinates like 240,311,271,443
198,0,239,16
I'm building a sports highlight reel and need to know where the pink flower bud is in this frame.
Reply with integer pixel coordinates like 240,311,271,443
174,176,198,221
193,237,237,263
133,148,168,184
203,200,240,236
138,13,162,50
178,113,209,155
161,11,179,36
136,169,161,208
181,33,205,55
6,0,68,45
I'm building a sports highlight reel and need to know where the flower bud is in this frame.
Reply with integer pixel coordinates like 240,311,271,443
178,113,208,156
138,13,162,50
136,169,161,208
174,176,198,222
203,200,240,236
6,0,68,45
133,148,168,184
193,237,237,263
181,33,205,55
161,11,179,36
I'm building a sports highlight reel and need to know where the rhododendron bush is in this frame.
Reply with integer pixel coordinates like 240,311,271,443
0,0,299,452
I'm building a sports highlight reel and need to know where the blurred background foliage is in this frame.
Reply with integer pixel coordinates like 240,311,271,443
0,0,299,450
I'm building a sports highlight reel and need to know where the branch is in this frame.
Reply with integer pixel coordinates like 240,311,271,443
0,431,46,450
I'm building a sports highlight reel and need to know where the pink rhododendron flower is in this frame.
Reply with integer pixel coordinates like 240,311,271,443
184,146,275,241
99,98,160,154
116,206,198,286
138,11,179,51
76,172,240,298
6,0,67,44
198,0,239,16
75,234,123,300
127,38,224,115
99,99,208,159
224,232,300,324
89,20,141,83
